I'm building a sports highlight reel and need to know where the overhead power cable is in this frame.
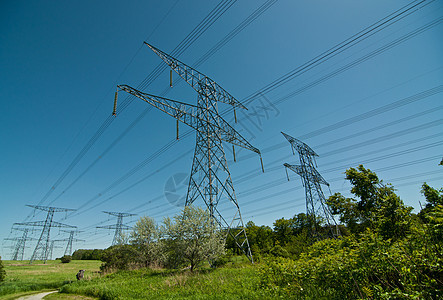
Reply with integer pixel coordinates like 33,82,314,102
240,0,436,105
25,0,237,220
62,85,441,223
28,0,440,231
43,0,275,213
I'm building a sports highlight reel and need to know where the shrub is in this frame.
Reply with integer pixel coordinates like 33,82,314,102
100,244,142,272
60,255,72,263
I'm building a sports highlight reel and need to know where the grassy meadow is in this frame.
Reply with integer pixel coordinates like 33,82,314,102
0,260,101,298
59,263,274,300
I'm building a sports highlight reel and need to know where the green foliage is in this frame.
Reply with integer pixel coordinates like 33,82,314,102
0,256,5,282
161,206,225,271
259,229,443,299
326,165,413,239
100,244,142,272
130,215,162,268
245,221,273,256
60,255,72,263
72,249,104,260
419,182,443,221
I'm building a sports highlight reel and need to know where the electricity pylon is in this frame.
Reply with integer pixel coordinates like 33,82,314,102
97,211,136,246
5,228,35,260
116,42,263,262
15,205,76,264
47,240,63,260
54,230,85,256
282,132,339,239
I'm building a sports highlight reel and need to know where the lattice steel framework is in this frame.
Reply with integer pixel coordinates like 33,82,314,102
54,230,85,256
97,211,136,246
282,132,339,239
47,240,63,260
116,42,263,262
15,205,76,263
5,228,35,261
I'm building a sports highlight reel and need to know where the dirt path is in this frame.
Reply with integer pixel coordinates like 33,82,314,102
16,291,58,300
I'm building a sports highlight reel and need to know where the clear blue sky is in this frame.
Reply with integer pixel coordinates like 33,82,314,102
1,0,442,259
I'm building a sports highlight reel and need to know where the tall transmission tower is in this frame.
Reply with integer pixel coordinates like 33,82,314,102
15,205,76,264
97,211,136,246
115,43,262,262
282,132,339,239
4,228,35,260
54,230,85,256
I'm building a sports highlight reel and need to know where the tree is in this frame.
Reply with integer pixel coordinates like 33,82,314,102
0,256,5,282
100,244,141,271
421,183,443,209
245,221,273,256
161,206,225,271
326,165,412,239
130,216,161,267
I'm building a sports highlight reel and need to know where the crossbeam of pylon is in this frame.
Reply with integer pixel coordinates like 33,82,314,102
282,132,339,239
116,43,263,262
54,230,85,256
97,211,136,246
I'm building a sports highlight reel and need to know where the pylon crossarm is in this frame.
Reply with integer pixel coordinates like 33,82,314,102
25,205,76,212
144,42,247,110
97,224,132,230
102,211,136,218
14,221,75,228
207,110,261,155
119,84,201,127
119,84,261,155
281,132,318,157
284,163,329,186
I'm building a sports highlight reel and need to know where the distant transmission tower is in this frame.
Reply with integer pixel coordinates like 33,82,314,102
47,240,63,260
282,132,339,239
5,228,35,260
54,230,85,256
97,211,136,246
115,43,263,262
15,205,76,264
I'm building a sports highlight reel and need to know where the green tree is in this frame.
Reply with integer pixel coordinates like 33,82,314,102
420,183,443,209
326,165,412,239
161,206,225,271
130,216,161,267
0,256,5,282
100,244,140,271
245,221,273,256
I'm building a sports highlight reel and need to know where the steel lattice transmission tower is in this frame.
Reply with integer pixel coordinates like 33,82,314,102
47,240,63,260
5,228,35,261
15,205,76,263
282,132,339,239
116,43,263,262
97,211,136,246
54,230,85,256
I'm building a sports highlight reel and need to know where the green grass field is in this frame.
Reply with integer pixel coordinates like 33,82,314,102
59,264,274,300
1,259,287,299
0,260,101,299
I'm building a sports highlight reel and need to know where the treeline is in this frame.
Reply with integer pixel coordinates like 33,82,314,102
72,249,104,261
